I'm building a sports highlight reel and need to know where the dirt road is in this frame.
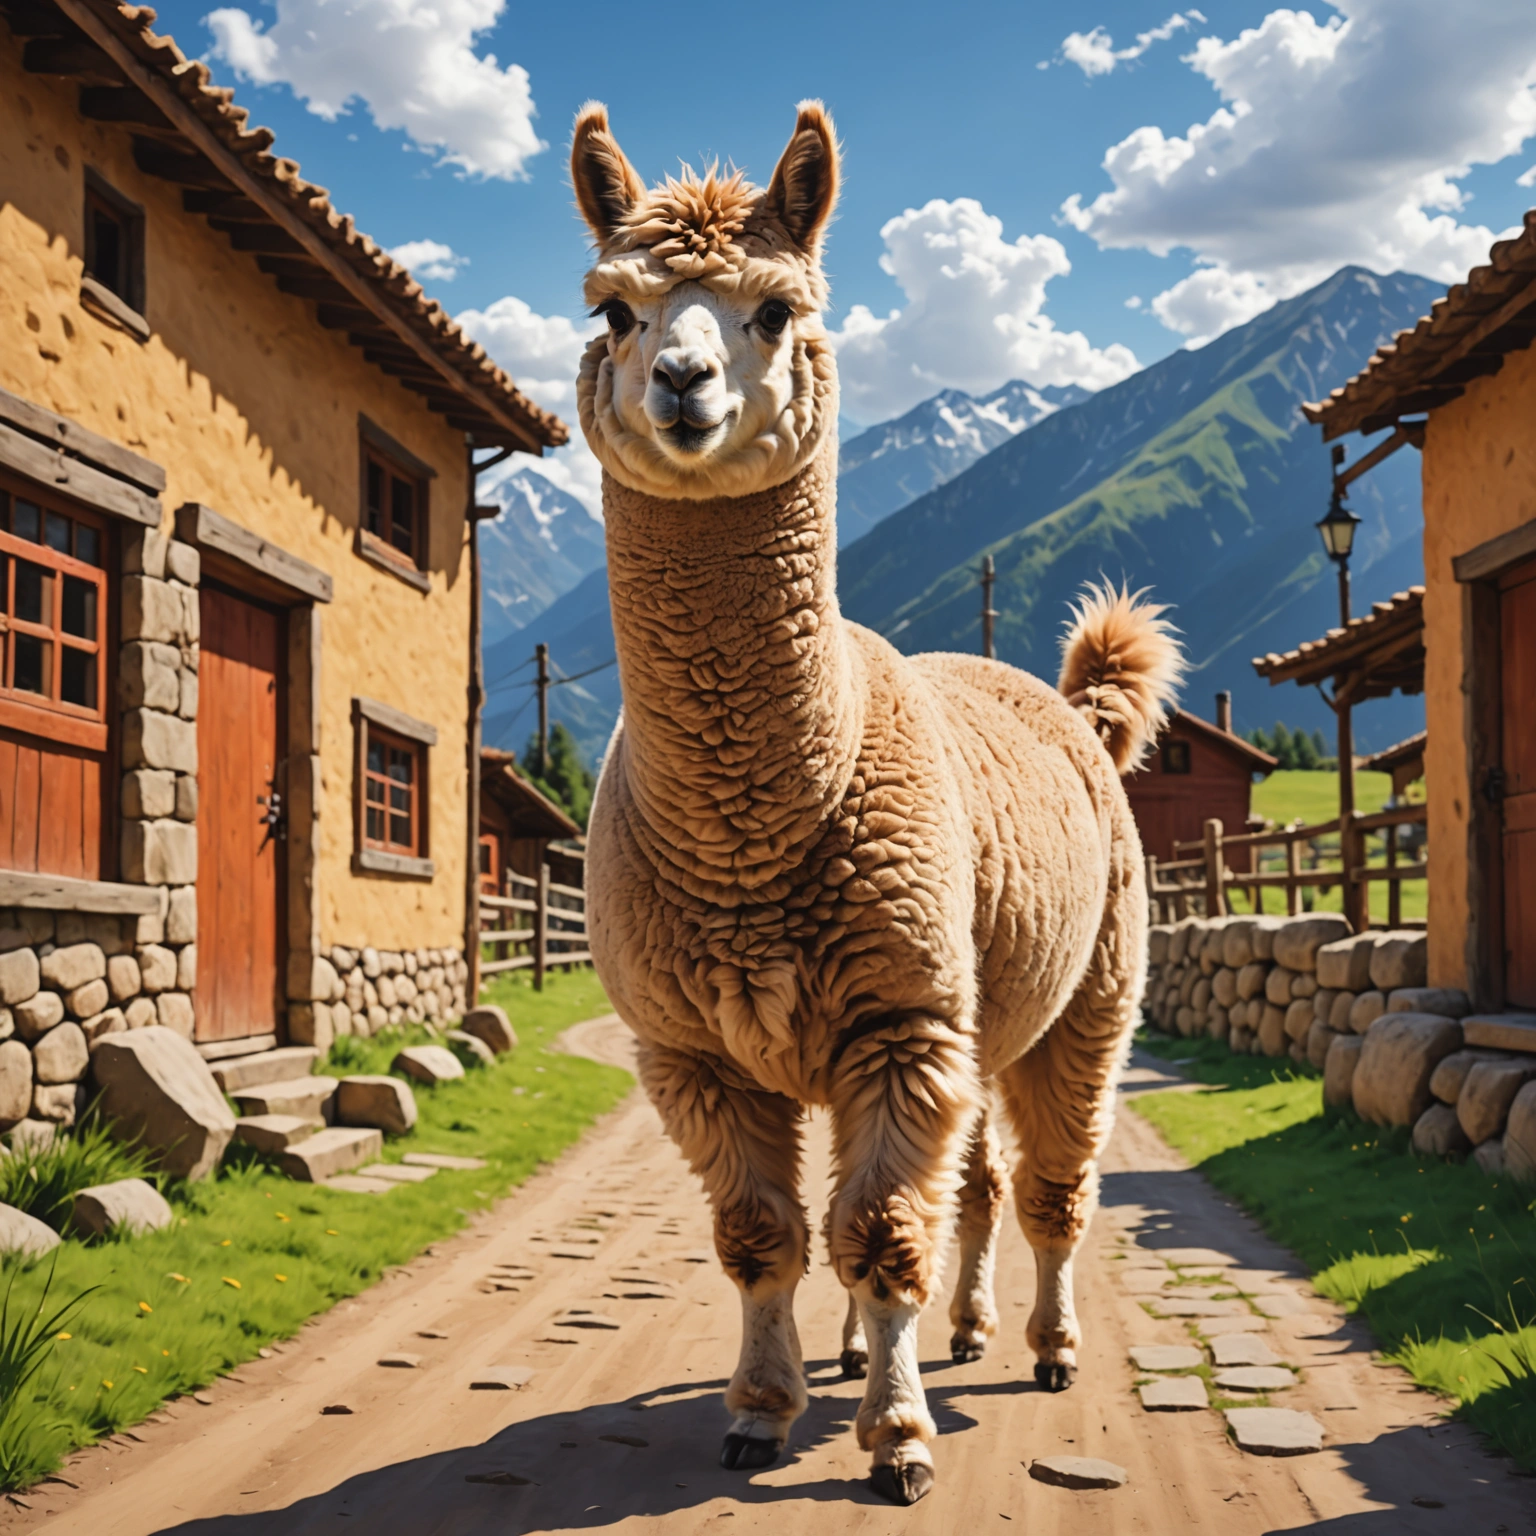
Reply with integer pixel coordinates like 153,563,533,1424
4,1017,1530,1535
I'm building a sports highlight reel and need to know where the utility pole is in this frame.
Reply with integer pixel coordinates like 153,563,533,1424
980,554,997,660
535,642,549,778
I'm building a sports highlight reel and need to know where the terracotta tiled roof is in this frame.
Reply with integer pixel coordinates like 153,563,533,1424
5,0,565,453
1359,730,1426,777
1253,587,1425,698
1303,211,1536,440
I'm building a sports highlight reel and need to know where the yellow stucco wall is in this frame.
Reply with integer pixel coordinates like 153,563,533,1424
1421,339,1536,990
0,40,474,953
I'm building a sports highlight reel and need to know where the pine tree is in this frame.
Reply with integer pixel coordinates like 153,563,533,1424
1247,726,1272,755
1271,721,1295,770
519,722,596,829
1292,728,1318,770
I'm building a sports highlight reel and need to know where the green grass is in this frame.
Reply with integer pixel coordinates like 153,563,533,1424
1226,769,1426,923
0,1120,154,1232
0,969,625,1489
1133,1030,1536,1470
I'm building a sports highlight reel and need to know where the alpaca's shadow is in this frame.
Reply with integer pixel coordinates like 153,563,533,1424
150,1357,1037,1535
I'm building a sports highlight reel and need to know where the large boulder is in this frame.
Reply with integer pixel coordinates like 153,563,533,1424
1352,1014,1464,1127
391,1045,464,1085
1368,932,1428,992
1272,916,1351,973
1504,1083,1536,1182
72,1178,173,1237
446,1029,495,1067
1323,1034,1363,1109
0,1203,61,1259
91,1026,235,1180
1315,935,1377,993
1457,1059,1536,1146
335,1075,417,1136
1412,1103,1472,1159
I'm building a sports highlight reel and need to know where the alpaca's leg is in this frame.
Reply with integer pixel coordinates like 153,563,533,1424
840,1291,868,1378
638,1042,809,1468
948,1110,1006,1363
826,1016,978,1505
997,917,1139,1392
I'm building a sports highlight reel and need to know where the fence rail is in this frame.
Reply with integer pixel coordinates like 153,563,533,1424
1149,803,1427,929
479,857,592,989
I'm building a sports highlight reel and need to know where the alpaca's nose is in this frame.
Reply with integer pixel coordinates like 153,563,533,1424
652,351,715,394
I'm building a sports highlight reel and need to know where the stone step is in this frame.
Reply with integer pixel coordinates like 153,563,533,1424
235,1114,322,1154
278,1126,383,1182
213,1046,321,1093
196,1034,278,1063
1463,1014,1536,1054
232,1076,338,1121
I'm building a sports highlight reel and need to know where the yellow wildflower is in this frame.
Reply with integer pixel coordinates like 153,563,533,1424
274,1274,287,1283
139,1302,152,1313
222,1277,242,1289
132,1366,147,1375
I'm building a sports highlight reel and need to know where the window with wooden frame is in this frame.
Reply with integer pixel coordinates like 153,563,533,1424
356,417,435,592
1161,739,1192,775
0,483,109,752
352,697,437,877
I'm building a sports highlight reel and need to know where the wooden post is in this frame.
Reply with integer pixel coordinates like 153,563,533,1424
534,859,549,992
1145,854,1160,924
1203,818,1226,917
1248,840,1262,916
1386,816,1401,929
1286,831,1302,916
1337,691,1355,821
535,642,550,777
1340,807,1368,931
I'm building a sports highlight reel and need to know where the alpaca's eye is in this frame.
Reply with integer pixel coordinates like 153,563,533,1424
595,300,635,337
757,299,792,335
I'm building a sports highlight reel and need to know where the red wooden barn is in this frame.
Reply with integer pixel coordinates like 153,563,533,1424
1123,692,1276,862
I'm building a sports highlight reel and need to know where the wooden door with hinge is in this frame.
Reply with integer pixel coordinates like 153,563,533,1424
1500,558,1536,1009
197,585,285,1042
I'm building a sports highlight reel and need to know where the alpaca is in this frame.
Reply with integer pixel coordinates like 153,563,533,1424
572,100,1182,1505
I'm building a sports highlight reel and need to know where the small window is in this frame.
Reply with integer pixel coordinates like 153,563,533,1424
362,447,424,569
1162,739,1192,775
84,175,144,312
0,485,109,749
363,725,423,856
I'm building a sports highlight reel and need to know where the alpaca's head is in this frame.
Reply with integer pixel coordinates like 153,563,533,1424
572,101,840,501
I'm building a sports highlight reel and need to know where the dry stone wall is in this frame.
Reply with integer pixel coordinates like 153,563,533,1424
1144,914,1536,1178
286,944,468,1057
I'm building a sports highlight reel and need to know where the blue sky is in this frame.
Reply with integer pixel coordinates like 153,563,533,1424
146,0,1536,498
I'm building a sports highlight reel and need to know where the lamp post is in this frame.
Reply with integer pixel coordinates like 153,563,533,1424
1317,476,1364,906
1316,488,1361,629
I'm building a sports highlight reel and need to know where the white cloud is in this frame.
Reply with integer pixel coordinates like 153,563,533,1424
457,294,604,512
1060,12,1203,77
386,239,468,283
1519,164,1536,188
1124,294,1143,309
1061,0,1536,342
828,198,1139,423
204,0,545,180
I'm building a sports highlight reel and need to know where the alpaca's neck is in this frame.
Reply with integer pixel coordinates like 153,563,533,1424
603,445,860,897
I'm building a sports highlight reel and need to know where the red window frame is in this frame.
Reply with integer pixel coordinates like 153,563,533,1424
362,722,424,857
0,483,109,752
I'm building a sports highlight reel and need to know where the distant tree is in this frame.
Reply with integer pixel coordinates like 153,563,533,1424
1246,726,1272,756
1270,721,1295,770
1292,728,1319,771
1312,728,1328,760
519,722,596,829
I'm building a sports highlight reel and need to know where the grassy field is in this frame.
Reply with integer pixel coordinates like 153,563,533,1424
1225,769,1427,923
0,970,624,1488
1133,1030,1536,1471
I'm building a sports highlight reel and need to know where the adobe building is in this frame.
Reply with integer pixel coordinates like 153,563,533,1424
1124,691,1276,862
0,0,564,1115
1306,209,1536,1012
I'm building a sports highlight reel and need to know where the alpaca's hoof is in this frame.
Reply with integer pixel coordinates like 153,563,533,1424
871,1461,935,1506
1034,1360,1076,1393
839,1348,869,1379
720,1433,780,1471
950,1334,986,1364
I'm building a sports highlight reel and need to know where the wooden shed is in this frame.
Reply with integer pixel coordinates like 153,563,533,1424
478,749,580,896
1124,692,1276,862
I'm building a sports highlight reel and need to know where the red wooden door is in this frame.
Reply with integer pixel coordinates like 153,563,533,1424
1501,562,1536,1009
197,587,283,1042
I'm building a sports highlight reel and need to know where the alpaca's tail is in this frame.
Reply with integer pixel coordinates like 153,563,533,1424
1057,579,1185,775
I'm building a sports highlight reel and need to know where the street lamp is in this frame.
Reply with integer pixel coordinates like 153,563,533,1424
1316,489,1361,628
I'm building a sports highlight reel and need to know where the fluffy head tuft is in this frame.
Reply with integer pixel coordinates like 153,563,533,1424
1057,579,1185,775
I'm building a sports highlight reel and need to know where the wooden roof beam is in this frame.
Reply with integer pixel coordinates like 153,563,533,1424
211,221,307,255
274,274,354,303
23,34,122,84
184,190,269,220
78,84,175,130
132,137,232,190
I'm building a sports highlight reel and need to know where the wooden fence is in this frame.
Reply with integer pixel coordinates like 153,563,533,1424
1147,803,1428,930
479,858,592,990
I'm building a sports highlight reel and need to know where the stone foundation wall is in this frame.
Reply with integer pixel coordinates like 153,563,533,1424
287,944,468,1057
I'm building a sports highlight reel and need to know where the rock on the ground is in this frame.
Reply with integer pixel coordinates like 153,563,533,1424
402,1152,486,1170
6,1120,53,1153
1457,1058,1536,1145
554,1310,621,1329
1505,1083,1536,1182
469,1366,535,1390
392,1046,463,1085
445,1030,495,1067
1128,1345,1202,1371
1412,1103,1472,1158
1215,1366,1295,1392
378,1353,422,1369
71,1177,173,1237
91,1026,235,1180
335,1075,418,1136
1315,934,1377,992
1368,932,1428,992
461,1006,517,1055
1272,916,1351,973
357,1163,436,1183
1473,1137,1505,1175
0,1202,61,1259
278,1126,382,1182
1225,1407,1324,1455
1209,1334,1279,1367
323,1173,394,1194
1323,1034,1364,1109
1028,1456,1128,1491
1138,1376,1208,1410
1352,1014,1463,1127
235,1114,320,1154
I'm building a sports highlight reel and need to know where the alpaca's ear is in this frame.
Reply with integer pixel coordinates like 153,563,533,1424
766,100,840,254
571,102,644,244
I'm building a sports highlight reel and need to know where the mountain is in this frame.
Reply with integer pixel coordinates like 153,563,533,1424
837,267,1439,751
837,381,1091,545
477,468,607,650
